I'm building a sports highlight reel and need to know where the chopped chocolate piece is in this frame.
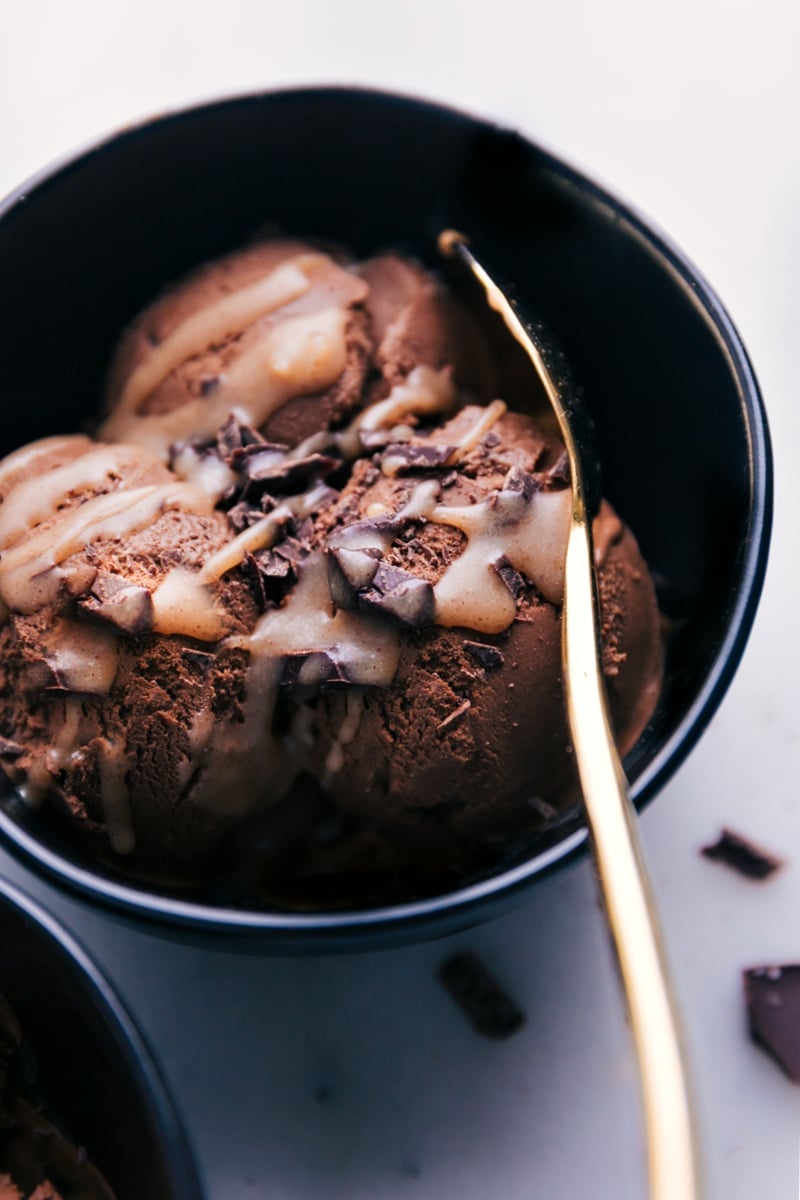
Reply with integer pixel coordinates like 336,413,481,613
180,648,215,672
744,965,800,1082
274,537,311,567
360,564,435,628
242,452,338,497
501,465,539,502
281,651,353,688
482,430,501,448
381,443,456,472
78,577,154,636
327,546,381,609
0,737,23,760
702,828,783,880
227,501,270,533
491,556,526,600
243,550,293,612
464,641,505,670
216,414,267,461
294,517,315,545
548,449,571,485
199,375,220,396
437,698,471,732
438,952,526,1040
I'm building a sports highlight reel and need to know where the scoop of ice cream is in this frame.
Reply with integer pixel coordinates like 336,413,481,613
100,242,497,457
0,243,665,905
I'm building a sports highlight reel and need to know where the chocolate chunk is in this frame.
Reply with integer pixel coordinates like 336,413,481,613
702,828,783,880
0,737,23,760
243,451,338,496
78,575,154,635
438,952,526,1040
381,443,456,472
327,545,382,610
217,414,267,461
274,537,311,567
501,465,539,502
243,550,292,612
281,651,353,688
181,648,215,672
227,501,272,533
744,965,800,1082
491,556,526,599
464,640,505,670
548,450,571,485
482,430,501,448
360,563,435,628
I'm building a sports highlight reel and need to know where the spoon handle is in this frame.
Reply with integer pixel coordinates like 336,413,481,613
563,510,701,1200
438,231,702,1200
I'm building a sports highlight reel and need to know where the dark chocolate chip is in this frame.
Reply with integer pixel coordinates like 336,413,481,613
274,537,311,567
327,546,382,610
438,952,526,1040
228,502,271,533
491,556,526,599
744,965,800,1082
464,640,505,670
482,430,501,448
381,442,456,471
702,828,783,880
243,550,293,612
359,563,435,628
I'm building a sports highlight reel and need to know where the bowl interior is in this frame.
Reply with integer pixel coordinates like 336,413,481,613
0,881,200,1197
0,88,771,940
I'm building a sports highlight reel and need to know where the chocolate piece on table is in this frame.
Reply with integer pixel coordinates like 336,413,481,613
438,951,526,1040
702,828,783,880
743,965,800,1082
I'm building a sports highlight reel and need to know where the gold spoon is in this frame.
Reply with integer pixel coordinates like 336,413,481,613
439,230,702,1200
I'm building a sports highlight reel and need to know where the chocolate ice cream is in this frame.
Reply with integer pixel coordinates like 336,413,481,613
0,992,115,1199
0,240,663,904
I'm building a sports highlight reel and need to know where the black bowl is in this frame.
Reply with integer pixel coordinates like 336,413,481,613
0,877,202,1195
0,87,772,949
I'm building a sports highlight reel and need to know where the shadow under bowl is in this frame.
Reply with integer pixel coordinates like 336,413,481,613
0,87,772,951
0,878,202,1196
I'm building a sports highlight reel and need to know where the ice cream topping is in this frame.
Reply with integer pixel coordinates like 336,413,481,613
0,239,664,903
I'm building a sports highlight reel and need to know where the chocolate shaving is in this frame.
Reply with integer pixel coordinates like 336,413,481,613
243,550,293,612
702,828,783,880
464,641,504,670
491,556,526,600
359,563,435,628
381,443,456,472
438,952,526,1040
0,737,23,760
78,574,154,635
744,965,800,1082
437,698,471,732
274,537,311,567
181,648,215,672
280,651,353,688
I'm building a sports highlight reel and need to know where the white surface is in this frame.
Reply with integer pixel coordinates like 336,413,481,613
1,2,799,1196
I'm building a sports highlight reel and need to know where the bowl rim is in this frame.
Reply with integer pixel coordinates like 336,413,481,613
0,84,773,941
0,875,204,1196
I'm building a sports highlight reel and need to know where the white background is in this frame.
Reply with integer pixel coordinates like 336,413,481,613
1,2,800,1196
